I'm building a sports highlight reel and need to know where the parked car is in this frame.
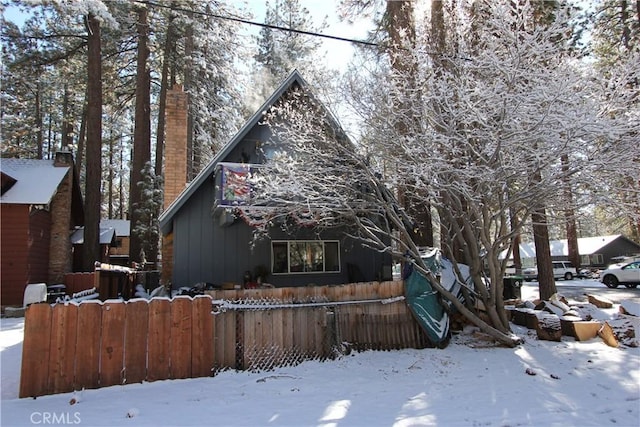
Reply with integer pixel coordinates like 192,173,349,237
522,261,576,281
600,261,640,289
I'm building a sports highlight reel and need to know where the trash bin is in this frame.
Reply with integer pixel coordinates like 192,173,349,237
503,275,523,300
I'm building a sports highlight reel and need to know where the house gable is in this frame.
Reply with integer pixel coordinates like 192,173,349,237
159,69,338,234
159,70,392,289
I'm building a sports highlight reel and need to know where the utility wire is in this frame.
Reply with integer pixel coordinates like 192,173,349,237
134,0,381,49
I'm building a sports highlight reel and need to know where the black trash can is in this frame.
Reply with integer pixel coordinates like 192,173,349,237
503,276,523,300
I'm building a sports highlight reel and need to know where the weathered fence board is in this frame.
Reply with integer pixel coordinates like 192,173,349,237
124,299,149,384
192,296,214,378
75,301,102,390
49,303,78,394
148,298,171,382
100,301,125,387
19,304,52,398
170,297,192,379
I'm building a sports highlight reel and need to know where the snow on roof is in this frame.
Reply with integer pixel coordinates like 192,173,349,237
513,235,622,258
100,219,130,237
0,158,69,205
70,227,116,245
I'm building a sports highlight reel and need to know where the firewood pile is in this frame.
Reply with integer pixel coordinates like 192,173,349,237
505,293,639,347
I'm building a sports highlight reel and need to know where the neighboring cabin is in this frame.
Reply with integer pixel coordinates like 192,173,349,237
0,152,84,306
70,219,131,268
507,235,640,269
159,70,392,291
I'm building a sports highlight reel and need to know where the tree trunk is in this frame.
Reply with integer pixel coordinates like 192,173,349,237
129,6,152,265
155,3,178,177
108,129,114,219
76,97,87,181
561,154,580,270
82,13,102,271
35,83,43,159
532,205,557,300
509,208,522,274
184,20,195,180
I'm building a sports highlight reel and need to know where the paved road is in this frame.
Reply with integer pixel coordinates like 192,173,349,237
520,279,640,305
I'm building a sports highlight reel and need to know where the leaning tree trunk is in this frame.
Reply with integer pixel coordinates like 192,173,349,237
82,13,102,271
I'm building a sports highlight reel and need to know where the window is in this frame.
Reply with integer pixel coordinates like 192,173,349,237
272,240,340,274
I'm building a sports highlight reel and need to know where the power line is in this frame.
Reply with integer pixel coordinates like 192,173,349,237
134,0,380,49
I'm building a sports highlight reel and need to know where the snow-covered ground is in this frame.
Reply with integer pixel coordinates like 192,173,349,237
1,282,639,427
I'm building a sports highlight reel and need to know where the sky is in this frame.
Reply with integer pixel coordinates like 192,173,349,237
2,280,640,427
242,0,376,72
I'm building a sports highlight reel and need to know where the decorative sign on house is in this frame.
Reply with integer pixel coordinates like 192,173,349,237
219,163,253,206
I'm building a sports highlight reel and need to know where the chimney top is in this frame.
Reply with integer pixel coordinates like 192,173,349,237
54,151,74,167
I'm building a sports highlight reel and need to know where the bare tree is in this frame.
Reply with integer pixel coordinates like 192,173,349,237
254,2,628,346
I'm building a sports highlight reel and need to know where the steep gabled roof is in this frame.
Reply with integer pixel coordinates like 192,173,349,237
101,219,130,237
0,158,70,205
513,234,631,258
159,69,341,234
70,226,117,245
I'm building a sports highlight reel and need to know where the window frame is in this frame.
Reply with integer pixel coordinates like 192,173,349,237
271,240,341,275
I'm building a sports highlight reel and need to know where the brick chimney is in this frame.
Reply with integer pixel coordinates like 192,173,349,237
53,150,73,167
161,85,189,286
163,85,189,209
49,151,75,282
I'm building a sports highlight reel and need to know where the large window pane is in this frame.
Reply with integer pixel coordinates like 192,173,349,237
271,240,340,274
306,242,323,272
272,242,288,274
289,242,305,272
324,242,339,271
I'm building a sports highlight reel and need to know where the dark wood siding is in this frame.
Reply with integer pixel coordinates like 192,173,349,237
28,208,51,285
1,205,30,305
169,115,392,289
599,238,640,267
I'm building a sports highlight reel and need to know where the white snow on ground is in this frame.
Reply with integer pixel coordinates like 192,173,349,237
1,280,639,427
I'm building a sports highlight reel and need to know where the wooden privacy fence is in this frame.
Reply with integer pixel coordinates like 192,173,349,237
20,280,428,398
63,272,95,296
